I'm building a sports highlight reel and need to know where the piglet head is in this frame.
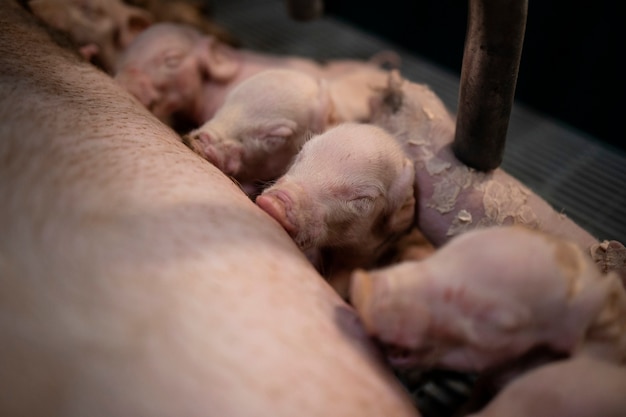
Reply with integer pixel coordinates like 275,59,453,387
30,0,152,73
351,266,433,370
185,108,300,184
256,123,416,256
188,69,331,184
114,23,220,125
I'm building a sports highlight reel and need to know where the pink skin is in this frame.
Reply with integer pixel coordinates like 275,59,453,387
256,123,416,295
8,3,626,414
1,5,420,416
114,22,392,129
182,67,389,192
183,69,333,187
29,0,153,72
369,72,599,252
467,355,626,417
350,226,626,373
114,23,215,126
327,66,391,123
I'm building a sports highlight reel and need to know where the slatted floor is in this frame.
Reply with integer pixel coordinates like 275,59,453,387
211,0,626,244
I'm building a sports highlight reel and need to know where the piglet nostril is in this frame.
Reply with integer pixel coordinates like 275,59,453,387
192,132,224,168
256,191,298,236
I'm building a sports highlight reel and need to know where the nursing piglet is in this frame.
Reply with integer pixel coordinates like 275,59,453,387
182,69,333,191
114,22,394,130
256,123,417,296
182,68,389,193
350,226,626,374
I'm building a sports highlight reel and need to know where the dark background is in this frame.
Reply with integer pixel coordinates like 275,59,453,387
324,0,624,152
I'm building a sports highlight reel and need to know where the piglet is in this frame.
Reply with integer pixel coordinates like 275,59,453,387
114,22,394,130
182,68,389,193
182,69,333,190
370,71,599,252
467,354,626,417
350,226,626,374
256,123,417,295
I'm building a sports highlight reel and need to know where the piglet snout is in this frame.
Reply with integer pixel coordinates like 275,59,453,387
256,190,298,236
184,131,242,176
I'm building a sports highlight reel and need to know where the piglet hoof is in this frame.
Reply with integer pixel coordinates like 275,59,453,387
256,191,298,236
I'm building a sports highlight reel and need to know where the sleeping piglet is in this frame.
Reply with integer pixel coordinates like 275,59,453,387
114,22,394,130
182,68,389,193
256,123,417,295
350,226,626,374
182,69,332,190
369,71,599,252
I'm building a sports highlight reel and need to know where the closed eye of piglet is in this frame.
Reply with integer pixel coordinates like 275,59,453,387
256,122,418,297
185,69,331,188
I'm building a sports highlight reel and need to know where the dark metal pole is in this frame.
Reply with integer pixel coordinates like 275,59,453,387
453,0,528,171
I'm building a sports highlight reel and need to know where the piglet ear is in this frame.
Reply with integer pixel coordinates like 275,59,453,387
256,120,297,150
387,157,416,233
264,125,294,139
195,36,240,82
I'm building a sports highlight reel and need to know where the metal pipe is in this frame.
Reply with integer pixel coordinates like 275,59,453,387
453,0,528,171
285,0,324,21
